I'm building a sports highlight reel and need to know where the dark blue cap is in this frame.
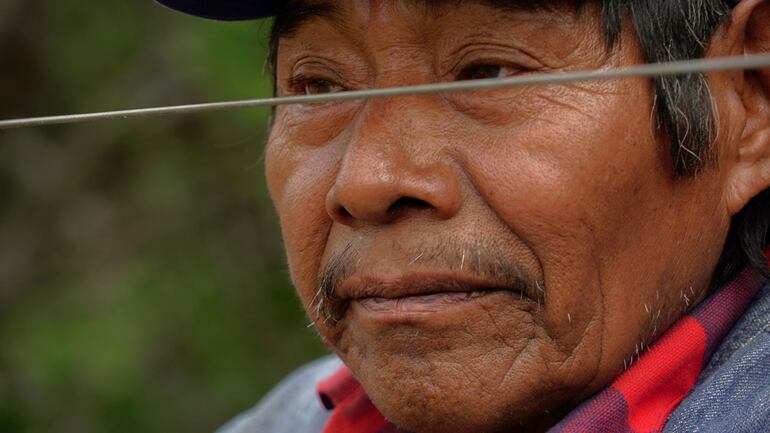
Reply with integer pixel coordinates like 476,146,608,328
158,0,740,21
156,0,277,21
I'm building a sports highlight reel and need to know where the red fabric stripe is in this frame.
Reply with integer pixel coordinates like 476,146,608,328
612,316,707,433
318,366,360,410
318,365,395,433
320,385,392,433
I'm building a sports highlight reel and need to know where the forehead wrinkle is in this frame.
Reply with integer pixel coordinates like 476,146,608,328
411,0,573,15
278,0,573,39
272,0,583,79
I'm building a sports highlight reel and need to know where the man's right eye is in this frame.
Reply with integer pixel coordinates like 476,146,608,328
300,79,344,95
457,64,520,81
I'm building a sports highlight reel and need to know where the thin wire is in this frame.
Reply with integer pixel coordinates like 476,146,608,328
1,54,769,130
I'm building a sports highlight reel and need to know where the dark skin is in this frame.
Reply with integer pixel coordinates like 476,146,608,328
266,1,770,432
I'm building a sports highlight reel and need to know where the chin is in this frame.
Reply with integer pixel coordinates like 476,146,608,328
362,371,553,433
343,345,572,433
323,291,592,433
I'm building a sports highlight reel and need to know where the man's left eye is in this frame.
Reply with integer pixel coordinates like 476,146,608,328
458,64,519,80
304,79,344,95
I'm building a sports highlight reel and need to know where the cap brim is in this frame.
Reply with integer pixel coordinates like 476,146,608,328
156,0,277,21
158,0,739,21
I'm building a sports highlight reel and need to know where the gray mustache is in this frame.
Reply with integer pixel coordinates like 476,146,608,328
311,239,543,325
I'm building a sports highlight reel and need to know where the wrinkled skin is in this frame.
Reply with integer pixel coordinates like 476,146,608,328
265,1,770,432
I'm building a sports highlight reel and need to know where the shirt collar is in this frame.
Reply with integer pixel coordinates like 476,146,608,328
317,363,359,410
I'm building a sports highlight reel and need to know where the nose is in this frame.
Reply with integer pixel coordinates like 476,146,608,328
325,102,462,227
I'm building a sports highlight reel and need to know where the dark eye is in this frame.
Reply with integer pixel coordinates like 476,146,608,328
458,64,518,81
303,79,344,95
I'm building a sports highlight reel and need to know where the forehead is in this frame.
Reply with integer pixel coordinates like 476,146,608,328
273,0,579,40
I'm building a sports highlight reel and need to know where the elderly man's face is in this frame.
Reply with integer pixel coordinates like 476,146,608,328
265,1,736,432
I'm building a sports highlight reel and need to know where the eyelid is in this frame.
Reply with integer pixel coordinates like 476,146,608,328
291,54,370,84
444,43,545,78
289,73,344,90
283,71,348,98
292,59,344,79
457,64,521,82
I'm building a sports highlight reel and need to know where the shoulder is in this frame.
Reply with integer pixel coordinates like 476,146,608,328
665,281,770,433
216,355,343,433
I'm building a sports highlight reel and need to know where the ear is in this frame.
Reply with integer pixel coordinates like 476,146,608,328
723,0,770,216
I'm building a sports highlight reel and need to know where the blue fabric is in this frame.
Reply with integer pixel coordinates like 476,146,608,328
215,356,341,433
664,280,770,433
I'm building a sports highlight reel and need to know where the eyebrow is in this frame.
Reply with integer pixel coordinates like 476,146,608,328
272,0,570,41
271,1,340,40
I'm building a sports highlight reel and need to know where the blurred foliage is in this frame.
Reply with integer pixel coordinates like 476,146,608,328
0,1,328,432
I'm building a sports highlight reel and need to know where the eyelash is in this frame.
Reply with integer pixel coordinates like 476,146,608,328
287,62,530,96
289,75,342,96
456,63,524,81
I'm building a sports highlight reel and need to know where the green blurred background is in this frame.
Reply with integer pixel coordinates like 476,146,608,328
0,1,328,432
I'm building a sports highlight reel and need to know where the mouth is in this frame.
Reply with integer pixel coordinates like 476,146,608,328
357,290,501,313
339,273,530,317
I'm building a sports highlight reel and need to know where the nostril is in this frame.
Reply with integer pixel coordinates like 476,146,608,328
338,206,353,219
326,165,461,225
335,205,353,224
387,196,432,218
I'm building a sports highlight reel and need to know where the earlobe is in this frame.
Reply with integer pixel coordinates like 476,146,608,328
725,0,770,216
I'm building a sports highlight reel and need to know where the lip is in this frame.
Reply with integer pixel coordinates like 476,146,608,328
356,290,500,314
337,272,530,319
338,272,523,301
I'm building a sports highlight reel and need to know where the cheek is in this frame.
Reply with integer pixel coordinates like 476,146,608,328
266,118,342,302
457,79,672,379
462,79,662,274
276,103,359,147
